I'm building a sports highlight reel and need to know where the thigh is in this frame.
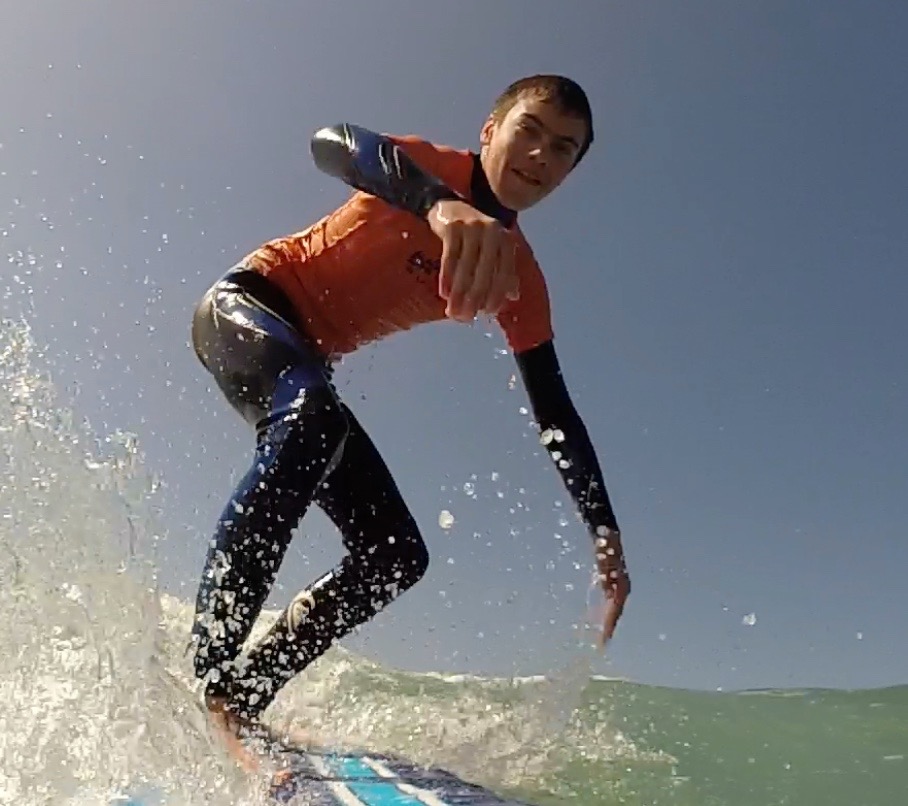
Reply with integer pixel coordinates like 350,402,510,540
192,275,331,427
313,404,421,560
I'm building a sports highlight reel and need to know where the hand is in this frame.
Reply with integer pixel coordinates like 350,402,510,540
427,199,519,322
594,529,631,649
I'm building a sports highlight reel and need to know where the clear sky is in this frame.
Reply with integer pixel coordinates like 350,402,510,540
2,1,907,693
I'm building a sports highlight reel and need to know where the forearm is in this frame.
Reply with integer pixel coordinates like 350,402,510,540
537,396,619,535
310,123,460,219
516,342,623,561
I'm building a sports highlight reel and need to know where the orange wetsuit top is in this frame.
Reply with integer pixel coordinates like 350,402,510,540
241,135,553,361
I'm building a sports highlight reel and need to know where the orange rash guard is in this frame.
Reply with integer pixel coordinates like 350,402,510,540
240,135,554,361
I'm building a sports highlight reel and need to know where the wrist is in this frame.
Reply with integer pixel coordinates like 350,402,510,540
421,187,461,221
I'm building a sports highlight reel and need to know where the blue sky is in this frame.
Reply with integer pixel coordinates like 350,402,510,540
2,1,907,692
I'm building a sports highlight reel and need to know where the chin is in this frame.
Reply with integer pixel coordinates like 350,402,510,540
509,191,545,211
496,185,536,211
489,170,547,211
512,182,552,211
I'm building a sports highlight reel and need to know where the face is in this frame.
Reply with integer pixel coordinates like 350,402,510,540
480,96,588,211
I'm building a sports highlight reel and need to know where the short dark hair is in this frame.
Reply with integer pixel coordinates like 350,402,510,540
489,74,594,164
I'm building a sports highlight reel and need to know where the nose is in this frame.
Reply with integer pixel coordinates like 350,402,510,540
528,146,548,167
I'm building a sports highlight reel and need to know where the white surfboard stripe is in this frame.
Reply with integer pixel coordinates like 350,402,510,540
362,757,450,806
309,754,367,806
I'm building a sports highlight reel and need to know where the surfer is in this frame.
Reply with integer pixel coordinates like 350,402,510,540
188,74,631,742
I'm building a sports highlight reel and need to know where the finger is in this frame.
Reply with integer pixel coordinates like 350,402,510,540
464,226,499,318
602,597,622,642
447,225,481,321
438,225,462,302
485,233,517,314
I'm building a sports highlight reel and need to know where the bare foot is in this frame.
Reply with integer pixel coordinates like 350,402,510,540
204,695,264,774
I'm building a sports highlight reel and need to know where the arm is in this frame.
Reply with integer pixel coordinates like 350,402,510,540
515,340,629,628
310,123,462,220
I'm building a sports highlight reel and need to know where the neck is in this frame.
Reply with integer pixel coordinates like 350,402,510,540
471,151,516,228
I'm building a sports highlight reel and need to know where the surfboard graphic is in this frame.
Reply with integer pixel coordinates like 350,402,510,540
270,748,533,805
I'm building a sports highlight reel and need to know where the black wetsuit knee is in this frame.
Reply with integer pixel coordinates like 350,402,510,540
352,512,429,594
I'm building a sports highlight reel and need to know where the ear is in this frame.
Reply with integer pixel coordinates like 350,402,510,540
479,115,497,147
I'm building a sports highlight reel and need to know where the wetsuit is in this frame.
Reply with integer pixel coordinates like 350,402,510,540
190,124,623,720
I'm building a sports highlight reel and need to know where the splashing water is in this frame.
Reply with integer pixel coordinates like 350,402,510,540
0,320,268,805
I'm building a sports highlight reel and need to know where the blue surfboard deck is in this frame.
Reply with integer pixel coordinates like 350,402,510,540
121,746,535,806
271,747,534,805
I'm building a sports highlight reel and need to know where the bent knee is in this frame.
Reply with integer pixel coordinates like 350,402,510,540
370,527,429,591
407,535,430,585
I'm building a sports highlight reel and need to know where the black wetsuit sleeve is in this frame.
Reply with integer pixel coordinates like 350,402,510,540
310,123,462,220
515,340,621,542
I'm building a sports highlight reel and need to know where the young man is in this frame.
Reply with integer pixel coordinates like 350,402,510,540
189,74,630,737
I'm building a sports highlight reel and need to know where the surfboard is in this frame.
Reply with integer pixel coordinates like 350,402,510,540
270,746,535,805
120,745,535,805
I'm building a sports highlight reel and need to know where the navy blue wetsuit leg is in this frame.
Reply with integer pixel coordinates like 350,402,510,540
190,270,428,719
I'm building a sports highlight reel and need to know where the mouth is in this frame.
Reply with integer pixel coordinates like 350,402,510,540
510,167,542,187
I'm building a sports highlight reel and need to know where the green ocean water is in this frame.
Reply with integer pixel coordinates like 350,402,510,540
316,662,908,806
507,681,907,805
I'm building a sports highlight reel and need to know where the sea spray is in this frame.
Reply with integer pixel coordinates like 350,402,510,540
0,320,266,805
